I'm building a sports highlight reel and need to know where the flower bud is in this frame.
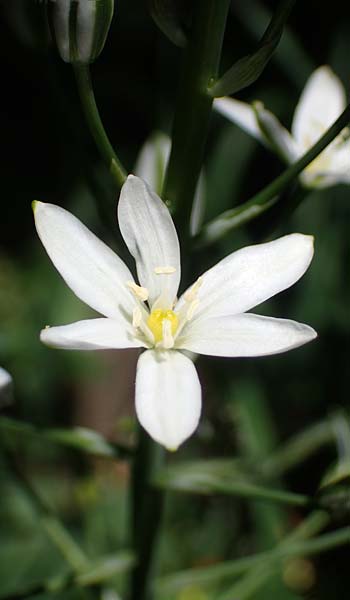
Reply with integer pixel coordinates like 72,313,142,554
48,0,114,64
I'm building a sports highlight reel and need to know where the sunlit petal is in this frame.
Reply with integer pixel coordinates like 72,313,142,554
118,175,181,307
178,234,314,320
33,202,135,319
178,313,317,357
41,318,145,350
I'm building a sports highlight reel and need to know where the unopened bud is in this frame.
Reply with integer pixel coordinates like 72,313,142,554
48,0,114,64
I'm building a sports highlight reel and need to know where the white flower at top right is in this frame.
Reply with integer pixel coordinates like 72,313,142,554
214,65,350,189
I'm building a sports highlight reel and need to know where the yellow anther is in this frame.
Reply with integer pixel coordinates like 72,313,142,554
154,266,177,274
126,281,149,302
184,276,203,303
147,309,179,344
132,307,142,328
186,299,199,321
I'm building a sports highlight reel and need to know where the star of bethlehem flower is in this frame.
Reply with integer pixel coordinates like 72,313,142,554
215,66,350,189
33,175,316,450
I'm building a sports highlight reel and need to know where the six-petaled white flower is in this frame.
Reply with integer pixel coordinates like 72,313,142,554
215,65,350,188
33,175,316,450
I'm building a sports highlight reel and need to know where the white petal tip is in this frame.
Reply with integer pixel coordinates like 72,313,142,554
32,200,42,213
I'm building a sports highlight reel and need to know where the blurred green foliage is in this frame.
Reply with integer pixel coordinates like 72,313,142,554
1,1,350,599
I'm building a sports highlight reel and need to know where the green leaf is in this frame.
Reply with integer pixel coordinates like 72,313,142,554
0,417,131,459
210,0,296,97
149,0,188,47
153,459,310,506
46,427,116,458
75,551,135,586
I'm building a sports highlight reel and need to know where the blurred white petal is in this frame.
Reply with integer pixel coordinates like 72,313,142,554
214,97,264,142
135,350,201,450
254,102,299,163
0,367,13,407
134,132,171,195
292,66,346,151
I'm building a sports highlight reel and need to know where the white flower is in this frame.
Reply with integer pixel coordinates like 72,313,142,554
134,131,205,236
34,175,316,450
214,66,350,189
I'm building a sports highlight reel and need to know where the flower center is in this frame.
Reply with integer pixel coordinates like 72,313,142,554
147,309,179,344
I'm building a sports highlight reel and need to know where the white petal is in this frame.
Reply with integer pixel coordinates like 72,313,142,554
214,97,265,143
134,132,171,195
34,202,135,319
325,138,350,185
118,175,181,307
41,318,145,350
179,234,314,320
292,66,346,151
178,313,316,357
254,103,299,163
0,366,11,389
190,171,206,236
135,350,201,450
0,367,13,407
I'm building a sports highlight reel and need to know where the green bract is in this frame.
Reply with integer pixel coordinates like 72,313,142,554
48,0,114,64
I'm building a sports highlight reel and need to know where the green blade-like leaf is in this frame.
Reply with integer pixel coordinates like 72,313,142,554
153,459,310,506
0,417,131,459
210,0,296,97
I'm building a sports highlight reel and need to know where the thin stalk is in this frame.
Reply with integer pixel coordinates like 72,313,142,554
130,427,165,600
74,64,127,187
261,420,335,479
211,480,311,507
198,101,350,245
164,0,231,233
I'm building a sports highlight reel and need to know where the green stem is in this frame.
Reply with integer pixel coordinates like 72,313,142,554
74,64,127,187
163,0,231,233
198,101,350,245
130,427,165,600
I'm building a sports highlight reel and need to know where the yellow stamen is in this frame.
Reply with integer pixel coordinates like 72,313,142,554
147,309,179,344
186,299,199,321
154,266,177,274
126,281,149,302
184,276,203,303
132,307,142,328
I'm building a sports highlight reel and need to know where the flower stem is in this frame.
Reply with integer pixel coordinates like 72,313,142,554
73,64,127,187
198,101,350,245
130,427,165,600
163,0,231,234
